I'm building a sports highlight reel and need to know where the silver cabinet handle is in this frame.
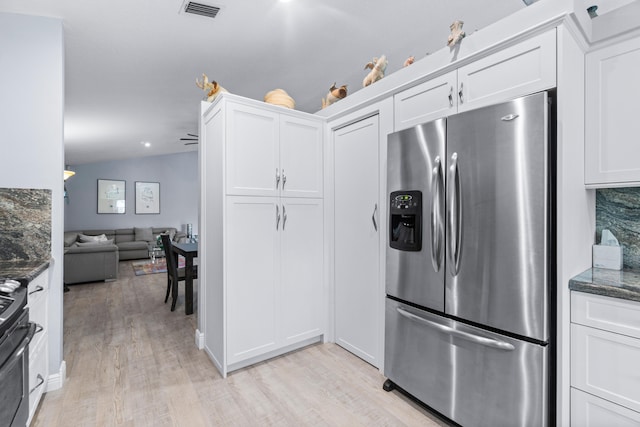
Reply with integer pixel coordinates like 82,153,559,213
448,86,454,107
371,203,378,231
30,374,45,394
447,153,462,276
282,205,287,230
282,169,287,189
397,307,515,351
276,204,280,230
458,82,464,104
35,323,44,334
29,285,44,295
275,168,281,189
430,157,444,272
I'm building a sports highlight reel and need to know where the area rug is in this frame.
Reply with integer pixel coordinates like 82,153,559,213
132,257,185,276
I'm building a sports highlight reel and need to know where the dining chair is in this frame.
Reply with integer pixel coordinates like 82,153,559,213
160,234,197,311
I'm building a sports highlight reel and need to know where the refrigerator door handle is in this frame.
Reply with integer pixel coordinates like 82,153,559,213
431,156,444,272
396,307,515,351
372,203,378,232
447,152,462,276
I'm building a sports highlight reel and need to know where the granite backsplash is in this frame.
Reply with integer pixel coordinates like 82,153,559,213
596,188,640,269
0,188,52,262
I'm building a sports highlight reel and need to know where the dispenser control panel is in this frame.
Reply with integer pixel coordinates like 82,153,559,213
389,190,422,251
392,194,419,210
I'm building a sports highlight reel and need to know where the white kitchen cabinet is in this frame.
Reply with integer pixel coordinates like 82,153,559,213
394,71,457,131
572,388,640,427
394,29,557,131
280,198,324,345
226,103,279,196
571,292,640,423
585,34,640,188
226,101,323,197
200,94,324,377
225,197,279,364
225,196,323,365
280,115,324,198
333,114,381,366
27,269,49,426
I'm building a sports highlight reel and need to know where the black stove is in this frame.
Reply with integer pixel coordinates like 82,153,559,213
0,281,27,338
0,282,32,427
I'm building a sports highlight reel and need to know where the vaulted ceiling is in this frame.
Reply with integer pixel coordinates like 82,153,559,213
1,0,630,164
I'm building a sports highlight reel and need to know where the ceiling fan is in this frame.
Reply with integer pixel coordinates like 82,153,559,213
180,133,199,145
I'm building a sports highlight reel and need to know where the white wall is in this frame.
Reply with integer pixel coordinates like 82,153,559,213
64,151,198,234
0,13,65,388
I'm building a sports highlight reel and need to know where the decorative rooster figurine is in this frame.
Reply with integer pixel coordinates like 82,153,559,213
362,55,388,87
196,73,228,102
321,83,348,109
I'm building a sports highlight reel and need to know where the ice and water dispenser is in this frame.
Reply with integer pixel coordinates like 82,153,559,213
389,190,422,252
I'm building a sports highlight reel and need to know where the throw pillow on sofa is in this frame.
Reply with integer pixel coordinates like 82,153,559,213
134,227,154,242
64,232,79,247
78,233,108,243
73,239,115,247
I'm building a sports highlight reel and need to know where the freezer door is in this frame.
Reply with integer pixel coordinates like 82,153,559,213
386,119,446,311
445,92,550,341
384,298,548,427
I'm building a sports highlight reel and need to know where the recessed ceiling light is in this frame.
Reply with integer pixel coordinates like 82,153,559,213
279,0,293,3
141,141,151,148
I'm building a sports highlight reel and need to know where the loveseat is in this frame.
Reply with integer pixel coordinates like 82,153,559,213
63,227,186,284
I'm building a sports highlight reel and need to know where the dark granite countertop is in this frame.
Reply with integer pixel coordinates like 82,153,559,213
0,259,50,286
569,268,640,303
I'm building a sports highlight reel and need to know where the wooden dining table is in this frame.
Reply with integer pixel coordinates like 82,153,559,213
172,241,198,315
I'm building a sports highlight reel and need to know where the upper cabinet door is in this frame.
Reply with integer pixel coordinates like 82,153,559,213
394,71,457,132
457,30,556,113
585,35,640,188
280,115,323,198
226,102,280,196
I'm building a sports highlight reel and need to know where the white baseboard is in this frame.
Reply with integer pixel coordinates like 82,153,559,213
195,329,204,349
46,360,66,392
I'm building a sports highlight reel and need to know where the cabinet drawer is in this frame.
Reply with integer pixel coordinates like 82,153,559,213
28,332,48,425
458,29,556,113
571,323,640,412
571,387,640,427
394,70,456,131
27,271,48,306
28,289,48,346
572,292,640,339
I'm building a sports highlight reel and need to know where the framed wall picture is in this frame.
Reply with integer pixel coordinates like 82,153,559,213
135,181,160,214
97,179,126,214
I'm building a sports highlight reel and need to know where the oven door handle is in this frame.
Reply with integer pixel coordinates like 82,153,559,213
0,322,37,382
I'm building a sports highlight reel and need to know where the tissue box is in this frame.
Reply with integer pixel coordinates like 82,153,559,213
592,245,623,270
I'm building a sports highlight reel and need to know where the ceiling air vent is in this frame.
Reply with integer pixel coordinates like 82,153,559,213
182,1,221,19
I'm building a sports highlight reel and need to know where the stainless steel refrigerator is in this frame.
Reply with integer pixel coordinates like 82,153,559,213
384,92,554,427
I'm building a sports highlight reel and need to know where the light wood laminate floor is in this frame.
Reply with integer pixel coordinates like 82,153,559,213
33,261,448,426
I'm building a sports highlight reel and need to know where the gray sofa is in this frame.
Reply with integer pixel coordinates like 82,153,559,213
64,227,186,284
